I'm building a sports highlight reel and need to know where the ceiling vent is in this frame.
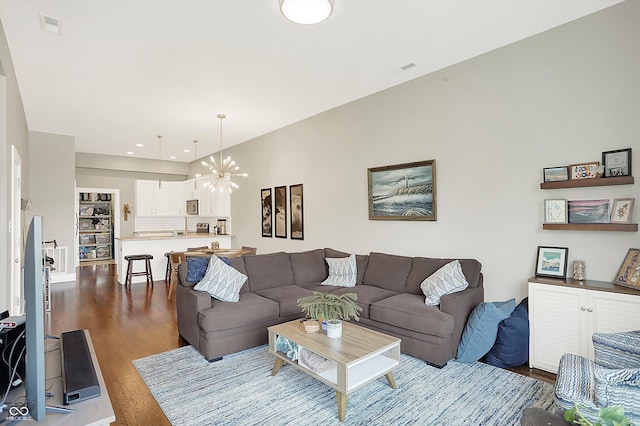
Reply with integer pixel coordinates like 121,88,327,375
39,13,62,35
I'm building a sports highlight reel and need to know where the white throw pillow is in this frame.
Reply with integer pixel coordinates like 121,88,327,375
420,260,469,306
193,255,248,302
321,254,357,287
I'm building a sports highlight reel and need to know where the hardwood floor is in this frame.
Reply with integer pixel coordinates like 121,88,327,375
48,264,186,425
49,264,555,425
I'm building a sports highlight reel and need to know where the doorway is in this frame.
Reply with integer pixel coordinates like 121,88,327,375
75,187,120,269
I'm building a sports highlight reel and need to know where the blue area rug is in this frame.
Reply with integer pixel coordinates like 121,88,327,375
133,345,554,425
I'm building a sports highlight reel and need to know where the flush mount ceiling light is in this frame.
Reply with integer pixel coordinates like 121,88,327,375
280,0,333,25
200,114,247,193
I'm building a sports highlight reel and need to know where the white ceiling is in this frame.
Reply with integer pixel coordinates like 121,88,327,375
0,0,623,162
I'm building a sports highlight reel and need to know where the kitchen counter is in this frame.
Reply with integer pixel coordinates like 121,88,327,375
114,233,233,285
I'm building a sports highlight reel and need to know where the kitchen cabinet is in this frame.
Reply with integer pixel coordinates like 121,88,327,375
135,180,176,215
528,277,640,373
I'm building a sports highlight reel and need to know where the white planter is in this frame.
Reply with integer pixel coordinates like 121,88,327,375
326,320,342,338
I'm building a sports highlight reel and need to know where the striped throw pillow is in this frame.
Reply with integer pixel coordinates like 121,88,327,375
193,255,247,302
420,260,469,305
321,254,357,287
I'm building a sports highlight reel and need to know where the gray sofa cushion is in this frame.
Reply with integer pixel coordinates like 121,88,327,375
324,248,369,285
228,256,250,293
198,292,279,332
243,251,294,291
370,293,455,338
255,285,315,317
330,285,397,319
405,258,483,295
362,252,412,293
289,249,327,285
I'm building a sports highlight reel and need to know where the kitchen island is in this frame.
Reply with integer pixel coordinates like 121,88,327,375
114,233,232,285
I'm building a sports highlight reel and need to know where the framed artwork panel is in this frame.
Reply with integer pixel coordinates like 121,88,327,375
610,198,635,224
614,248,640,289
543,166,569,183
535,246,569,279
544,199,568,224
568,199,610,224
274,186,287,238
603,148,632,177
368,159,436,221
261,188,272,237
290,184,304,240
186,199,199,215
569,162,599,180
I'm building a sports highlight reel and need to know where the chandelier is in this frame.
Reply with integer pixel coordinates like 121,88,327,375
201,114,247,193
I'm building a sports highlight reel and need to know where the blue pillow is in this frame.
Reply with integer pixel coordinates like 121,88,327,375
486,298,529,368
186,257,210,283
218,256,232,266
455,299,516,363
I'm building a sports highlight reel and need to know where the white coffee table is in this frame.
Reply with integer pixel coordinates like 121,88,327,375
268,320,400,422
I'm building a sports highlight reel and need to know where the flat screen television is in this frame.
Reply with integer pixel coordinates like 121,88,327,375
23,216,71,420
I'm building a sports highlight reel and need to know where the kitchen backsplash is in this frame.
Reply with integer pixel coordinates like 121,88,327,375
134,216,230,234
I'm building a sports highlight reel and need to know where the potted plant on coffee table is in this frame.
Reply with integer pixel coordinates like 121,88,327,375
297,291,363,338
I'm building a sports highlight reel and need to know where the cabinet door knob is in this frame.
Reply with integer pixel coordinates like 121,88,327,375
587,308,593,312
580,306,587,311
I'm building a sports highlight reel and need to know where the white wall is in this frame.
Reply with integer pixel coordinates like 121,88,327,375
0,19,29,313
28,131,76,277
219,1,640,302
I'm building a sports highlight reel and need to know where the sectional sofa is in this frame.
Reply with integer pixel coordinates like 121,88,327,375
176,248,484,367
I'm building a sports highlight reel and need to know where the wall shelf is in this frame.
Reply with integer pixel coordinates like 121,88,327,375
543,223,637,232
540,175,634,189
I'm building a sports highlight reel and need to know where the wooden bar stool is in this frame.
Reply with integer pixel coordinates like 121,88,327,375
124,254,154,287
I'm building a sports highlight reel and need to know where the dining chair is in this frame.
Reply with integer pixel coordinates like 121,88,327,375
168,251,186,299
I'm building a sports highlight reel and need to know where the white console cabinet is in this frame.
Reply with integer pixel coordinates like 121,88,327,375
528,277,640,373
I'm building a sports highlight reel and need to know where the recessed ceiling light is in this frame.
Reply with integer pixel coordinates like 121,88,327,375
136,143,144,147
184,149,191,153
39,13,62,35
280,0,333,25
170,155,176,159
126,151,134,155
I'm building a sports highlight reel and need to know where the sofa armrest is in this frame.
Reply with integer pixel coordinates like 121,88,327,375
594,366,640,411
176,281,213,349
439,286,484,353
593,331,640,369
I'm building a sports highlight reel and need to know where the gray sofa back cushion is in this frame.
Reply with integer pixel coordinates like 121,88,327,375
243,251,294,291
362,252,412,293
405,257,483,294
324,248,369,285
228,256,250,293
289,249,327,285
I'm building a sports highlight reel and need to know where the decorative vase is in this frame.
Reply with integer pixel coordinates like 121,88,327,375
326,320,342,338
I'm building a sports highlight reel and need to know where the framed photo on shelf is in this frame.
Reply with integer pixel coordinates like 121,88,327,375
614,248,640,289
261,188,272,237
568,199,610,224
569,162,599,180
367,159,436,221
535,246,569,279
544,199,568,224
289,184,304,240
602,148,632,177
610,198,635,224
543,166,569,183
274,186,287,238
186,199,199,215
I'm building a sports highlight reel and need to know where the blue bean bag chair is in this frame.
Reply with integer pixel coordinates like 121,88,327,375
485,297,529,368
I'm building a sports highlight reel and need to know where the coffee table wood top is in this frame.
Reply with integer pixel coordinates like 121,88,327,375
269,320,399,365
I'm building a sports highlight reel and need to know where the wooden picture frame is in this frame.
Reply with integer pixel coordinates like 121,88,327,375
186,199,199,215
274,186,287,238
569,162,599,180
603,148,632,177
368,159,436,221
535,246,569,279
610,198,635,224
543,166,569,183
289,184,304,240
261,188,272,237
614,248,640,289
544,199,568,224
568,199,610,224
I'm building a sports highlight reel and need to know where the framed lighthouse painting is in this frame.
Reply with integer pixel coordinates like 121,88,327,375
367,160,437,221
